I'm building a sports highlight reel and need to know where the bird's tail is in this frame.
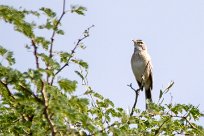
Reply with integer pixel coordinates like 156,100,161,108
145,89,152,109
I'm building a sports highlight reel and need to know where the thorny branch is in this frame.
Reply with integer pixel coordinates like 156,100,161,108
50,25,94,85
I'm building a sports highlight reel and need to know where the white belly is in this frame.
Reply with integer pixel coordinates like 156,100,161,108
131,59,146,82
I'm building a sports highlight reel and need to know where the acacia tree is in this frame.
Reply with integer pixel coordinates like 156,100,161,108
0,1,204,135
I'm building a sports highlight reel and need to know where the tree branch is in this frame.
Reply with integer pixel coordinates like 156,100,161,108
45,0,66,83
0,80,15,100
40,81,56,135
31,39,40,69
50,25,94,85
18,84,43,104
49,0,66,58
127,83,141,116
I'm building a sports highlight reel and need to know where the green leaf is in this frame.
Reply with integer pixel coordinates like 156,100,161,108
71,5,87,16
159,89,163,99
75,71,84,81
52,18,58,27
104,99,114,107
93,92,104,100
79,60,88,69
38,53,60,70
40,7,56,17
34,36,50,50
60,52,71,63
164,81,174,93
0,45,15,65
72,59,88,69
22,9,40,17
38,19,53,30
56,29,65,35
58,79,77,93
0,5,34,38
84,87,93,95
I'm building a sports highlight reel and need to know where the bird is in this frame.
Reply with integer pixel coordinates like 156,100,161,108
131,39,153,109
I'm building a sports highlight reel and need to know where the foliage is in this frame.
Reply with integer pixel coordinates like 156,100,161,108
0,1,204,136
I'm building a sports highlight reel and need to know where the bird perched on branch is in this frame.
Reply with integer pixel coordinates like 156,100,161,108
131,39,153,109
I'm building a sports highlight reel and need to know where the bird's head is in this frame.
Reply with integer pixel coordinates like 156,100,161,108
132,39,147,51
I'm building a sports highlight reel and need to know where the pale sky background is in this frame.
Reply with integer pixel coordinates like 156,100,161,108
1,0,204,125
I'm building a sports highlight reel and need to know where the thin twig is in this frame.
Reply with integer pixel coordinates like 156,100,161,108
31,39,40,69
127,83,141,116
46,0,66,83
40,0,66,84
50,25,94,85
49,0,66,58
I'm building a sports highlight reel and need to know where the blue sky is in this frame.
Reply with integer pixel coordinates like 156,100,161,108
1,0,204,124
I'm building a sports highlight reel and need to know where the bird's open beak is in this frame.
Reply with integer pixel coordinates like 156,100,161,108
132,40,135,43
